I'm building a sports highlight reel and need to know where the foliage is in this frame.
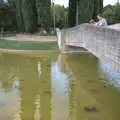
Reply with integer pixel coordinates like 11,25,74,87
22,0,37,33
15,0,25,32
77,0,94,24
103,4,120,24
0,0,52,33
0,3,16,31
103,5,115,24
113,3,120,23
68,0,77,27
93,0,103,17
36,0,52,31
68,0,103,26
54,5,68,28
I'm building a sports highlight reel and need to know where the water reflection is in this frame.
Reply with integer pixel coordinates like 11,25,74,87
51,61,69,120
59,54,120,120
0,53,55,120
0,52,120,120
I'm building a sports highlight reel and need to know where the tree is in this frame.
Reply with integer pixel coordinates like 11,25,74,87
15,0,25,32
9,0,52,33
36,0,51,31
0,1,16,31
68,0,77,27
103,5,115,24
68,0,103,26
103,4,120,24
113,3,120,23
54,5,68,28
77,0,94,24
22,0,37,33
93,0,103,17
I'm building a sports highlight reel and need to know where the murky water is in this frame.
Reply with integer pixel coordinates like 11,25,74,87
0,52,120,120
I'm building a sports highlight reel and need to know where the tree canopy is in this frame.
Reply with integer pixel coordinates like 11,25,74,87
2,0,120,32
22,0,37,33
103,4,120,24
68,0,77,27
68,0,103,27
54,5,68,28
0,1,16,31
6,0,51,33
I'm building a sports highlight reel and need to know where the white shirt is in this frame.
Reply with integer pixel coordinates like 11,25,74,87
97,18,108,27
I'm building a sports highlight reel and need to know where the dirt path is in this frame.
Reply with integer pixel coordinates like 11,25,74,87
4,34,57,42
0,48,56,53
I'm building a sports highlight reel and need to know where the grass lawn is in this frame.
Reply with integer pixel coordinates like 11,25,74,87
0,39,58,50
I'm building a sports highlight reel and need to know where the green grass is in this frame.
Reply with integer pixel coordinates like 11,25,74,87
0,39,58,50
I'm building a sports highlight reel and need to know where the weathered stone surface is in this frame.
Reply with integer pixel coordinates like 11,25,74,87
57,23,120,72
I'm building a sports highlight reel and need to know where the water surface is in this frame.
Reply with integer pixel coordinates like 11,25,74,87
0,52,120,120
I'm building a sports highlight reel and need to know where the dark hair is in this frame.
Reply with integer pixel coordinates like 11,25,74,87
97,13,104,18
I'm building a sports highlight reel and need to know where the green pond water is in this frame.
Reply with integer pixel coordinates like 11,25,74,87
0,52,120,120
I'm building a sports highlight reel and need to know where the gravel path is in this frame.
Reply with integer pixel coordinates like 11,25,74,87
4,34,57,42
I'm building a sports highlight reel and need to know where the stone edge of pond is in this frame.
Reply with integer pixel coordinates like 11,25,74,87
0,48,60,54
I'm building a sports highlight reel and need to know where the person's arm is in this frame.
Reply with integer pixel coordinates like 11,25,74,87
97,19,107,26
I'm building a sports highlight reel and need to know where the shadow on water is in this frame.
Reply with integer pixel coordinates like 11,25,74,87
0,52,120,120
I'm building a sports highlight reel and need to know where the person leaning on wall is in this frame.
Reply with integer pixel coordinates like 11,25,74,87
89,13,108,27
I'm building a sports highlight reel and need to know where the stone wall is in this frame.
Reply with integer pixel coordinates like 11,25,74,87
57,23,120,73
